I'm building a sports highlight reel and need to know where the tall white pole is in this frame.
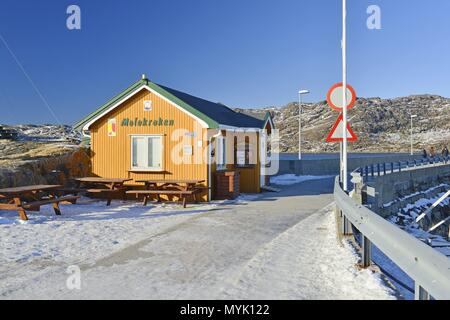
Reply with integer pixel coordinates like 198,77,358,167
342,0,348,191
298,93,302,160
410,116,413,156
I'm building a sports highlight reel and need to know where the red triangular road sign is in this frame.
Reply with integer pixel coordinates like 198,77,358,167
326,114,358,142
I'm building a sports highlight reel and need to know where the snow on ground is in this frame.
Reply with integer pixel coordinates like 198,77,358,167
0,178,394,300
0,197,227,266
14,124,81,142
270,174,334,186
387,192,450,257
380,190,450,299
220,204,395,300
382,183,449,208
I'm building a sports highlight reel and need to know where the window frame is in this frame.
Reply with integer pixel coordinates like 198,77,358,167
129,134,164,172
235,135,255,168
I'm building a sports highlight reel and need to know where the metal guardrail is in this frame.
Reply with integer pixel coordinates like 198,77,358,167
334,176,450,300
355,156,450,181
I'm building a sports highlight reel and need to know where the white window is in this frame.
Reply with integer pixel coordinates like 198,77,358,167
216,136,226,170
131,135,163,171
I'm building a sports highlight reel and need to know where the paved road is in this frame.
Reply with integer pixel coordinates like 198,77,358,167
78,177,335,299
1,177,393,299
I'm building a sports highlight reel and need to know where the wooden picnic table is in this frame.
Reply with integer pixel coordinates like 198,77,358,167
0,184,79,221
129,179,207,207
135,179,206,191
73,177,132,206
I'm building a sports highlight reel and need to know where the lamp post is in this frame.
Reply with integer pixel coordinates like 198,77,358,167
298,89,310,160
410,114,417,156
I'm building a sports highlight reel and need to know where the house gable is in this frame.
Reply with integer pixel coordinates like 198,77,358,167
89,88,209,183
74,79,220,131
75,77,267,132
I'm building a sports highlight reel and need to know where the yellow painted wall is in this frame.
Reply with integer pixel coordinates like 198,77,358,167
90,88,209,200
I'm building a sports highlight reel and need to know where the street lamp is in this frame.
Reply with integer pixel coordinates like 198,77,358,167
298,89,310,160
410,114,417,156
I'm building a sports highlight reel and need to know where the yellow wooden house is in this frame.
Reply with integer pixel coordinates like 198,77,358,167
75,75,275,201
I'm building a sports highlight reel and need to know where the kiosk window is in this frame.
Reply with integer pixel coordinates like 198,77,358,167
131,135,163,171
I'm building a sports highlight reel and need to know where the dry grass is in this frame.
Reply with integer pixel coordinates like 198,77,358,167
0,140,78,168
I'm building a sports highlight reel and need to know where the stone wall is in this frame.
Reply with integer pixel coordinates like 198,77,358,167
358,164,450,216
0,147,91,188
352,162,450,239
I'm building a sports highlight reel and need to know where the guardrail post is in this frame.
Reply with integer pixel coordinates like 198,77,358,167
415,283,430,300
371,165,374,177
391,162,394,174
342,215,353,236
377,164,380,176
361,235,372,268
398,162,402,172
383,163,386,175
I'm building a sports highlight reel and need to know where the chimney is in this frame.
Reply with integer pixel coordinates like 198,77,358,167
141,74,147,80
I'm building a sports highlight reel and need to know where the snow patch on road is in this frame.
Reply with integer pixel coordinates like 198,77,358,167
220,204,395,300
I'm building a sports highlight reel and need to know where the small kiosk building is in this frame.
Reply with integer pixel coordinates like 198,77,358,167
75,76,274,201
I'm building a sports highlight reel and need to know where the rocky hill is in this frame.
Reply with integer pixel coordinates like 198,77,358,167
0,125,82,169
236,95,450,153
0,125,89,188
3,94,450,157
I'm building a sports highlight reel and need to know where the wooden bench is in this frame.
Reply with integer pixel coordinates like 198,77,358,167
86,187,127,205
2,195,80,220
0,185,79,221
126,190,198,208
21,196,80,214
73,178,131,206
56,188,86,195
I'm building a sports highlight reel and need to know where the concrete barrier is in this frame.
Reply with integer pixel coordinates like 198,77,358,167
350,159,450,241
277,153,421,176
361,163,450,216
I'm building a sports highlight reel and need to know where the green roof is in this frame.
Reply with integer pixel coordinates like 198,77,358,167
74,78,272,130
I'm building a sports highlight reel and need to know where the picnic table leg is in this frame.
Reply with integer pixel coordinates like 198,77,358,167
73,181,81,201
52,202,61,215
182,195,187,208
193,192,198,203
47,193,62,215
13,197,28,221
143,195,148,206
106,182,114,206
121,184,127,201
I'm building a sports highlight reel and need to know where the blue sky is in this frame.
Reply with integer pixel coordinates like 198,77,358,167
0,0,449,124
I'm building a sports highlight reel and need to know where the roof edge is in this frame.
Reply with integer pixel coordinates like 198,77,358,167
74,78,221,131
147,81,219,128
263,111,275,129
73,79,147,130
